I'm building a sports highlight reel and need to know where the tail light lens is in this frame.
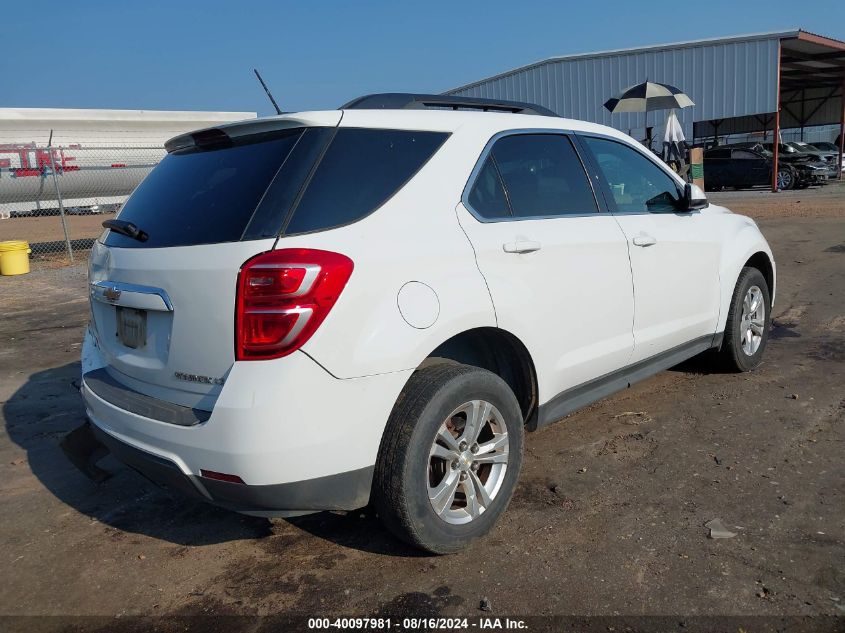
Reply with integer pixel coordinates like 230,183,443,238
236,249,353,360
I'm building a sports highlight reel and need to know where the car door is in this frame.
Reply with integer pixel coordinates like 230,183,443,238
456,132,634,404
703,148,730,187
731,149,769,186
578,134,721,364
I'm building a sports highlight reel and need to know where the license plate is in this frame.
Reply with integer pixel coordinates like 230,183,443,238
117,307,147,349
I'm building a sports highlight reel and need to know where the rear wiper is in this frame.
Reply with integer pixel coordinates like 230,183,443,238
102,219,149,243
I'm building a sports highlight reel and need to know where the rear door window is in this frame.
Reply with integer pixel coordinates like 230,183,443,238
283,129,448,235
489,134,598,217
705,149,730,159
105,130,307,248
732,150,760,160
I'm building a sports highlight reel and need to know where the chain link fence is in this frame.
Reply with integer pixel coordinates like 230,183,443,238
0,141,164,265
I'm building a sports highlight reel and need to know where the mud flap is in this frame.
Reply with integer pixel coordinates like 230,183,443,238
60,420,112,483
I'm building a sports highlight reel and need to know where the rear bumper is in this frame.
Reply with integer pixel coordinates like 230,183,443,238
91,423,373,515
81,327,412,514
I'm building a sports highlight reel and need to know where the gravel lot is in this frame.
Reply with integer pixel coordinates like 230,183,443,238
1,183,843,630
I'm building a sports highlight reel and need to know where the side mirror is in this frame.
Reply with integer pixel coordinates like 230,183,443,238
684,182,708,211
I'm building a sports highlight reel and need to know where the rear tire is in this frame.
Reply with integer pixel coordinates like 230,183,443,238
373,363,524,554
719,267,771,372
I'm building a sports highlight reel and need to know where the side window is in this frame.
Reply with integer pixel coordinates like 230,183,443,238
705,149,730,159
582,136,682,214
490,134,597,217
284,129,448,235
731,150,759,160
467,157,510,219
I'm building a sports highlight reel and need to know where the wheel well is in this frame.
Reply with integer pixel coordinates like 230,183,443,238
744,252,774,297
421,328,538,426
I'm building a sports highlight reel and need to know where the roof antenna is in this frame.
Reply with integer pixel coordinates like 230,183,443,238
253,68,282,115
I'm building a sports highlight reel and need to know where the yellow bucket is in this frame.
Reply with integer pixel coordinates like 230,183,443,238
0,240,31,276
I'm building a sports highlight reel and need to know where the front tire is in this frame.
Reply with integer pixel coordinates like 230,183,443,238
373,363,524,554
720,267,771,372
776,166,795,191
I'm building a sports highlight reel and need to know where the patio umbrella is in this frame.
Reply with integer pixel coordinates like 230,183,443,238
603,81,694,114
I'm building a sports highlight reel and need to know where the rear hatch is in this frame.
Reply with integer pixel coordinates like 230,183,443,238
88,112,449,411
88,113,341,410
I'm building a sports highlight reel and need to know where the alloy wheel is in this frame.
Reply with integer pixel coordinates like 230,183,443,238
740,285,766,356
427,400,509,525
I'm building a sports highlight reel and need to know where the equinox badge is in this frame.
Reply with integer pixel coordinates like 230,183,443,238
174,371,225,386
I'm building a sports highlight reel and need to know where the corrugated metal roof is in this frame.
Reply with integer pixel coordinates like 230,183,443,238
447,34,791,140
446,30,799,95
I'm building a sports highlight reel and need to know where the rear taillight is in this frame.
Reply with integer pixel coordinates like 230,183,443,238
235,249,354,361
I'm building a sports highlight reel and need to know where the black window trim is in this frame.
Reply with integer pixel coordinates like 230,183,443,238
575,131,689,216
277,126,451,239
461,128,606,223
240,125,313,241
277,126,339,236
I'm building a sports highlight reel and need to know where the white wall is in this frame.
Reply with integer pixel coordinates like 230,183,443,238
0,107,257,147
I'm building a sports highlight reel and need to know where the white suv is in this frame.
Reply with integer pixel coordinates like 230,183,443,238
81,94,775,553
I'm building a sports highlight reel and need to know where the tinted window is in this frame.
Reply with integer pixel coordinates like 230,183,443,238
705,149,730,159
284,129,448,235
467,157,510,218
243,127,334,239
105,130,304,248
732,150,760,160
491,134,597,217
583,136,682,214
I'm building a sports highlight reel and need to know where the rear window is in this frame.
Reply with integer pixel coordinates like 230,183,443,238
105,130,306,248
283,129,448,235
105,127,448,248
705,149,730,159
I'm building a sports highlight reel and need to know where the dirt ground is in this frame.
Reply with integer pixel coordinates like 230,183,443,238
0,213,108,246
0,183,843,630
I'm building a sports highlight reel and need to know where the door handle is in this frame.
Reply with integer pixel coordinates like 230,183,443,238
503,240,542,254
632,234,657,247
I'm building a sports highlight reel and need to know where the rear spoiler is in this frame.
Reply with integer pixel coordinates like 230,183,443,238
164,111,343,153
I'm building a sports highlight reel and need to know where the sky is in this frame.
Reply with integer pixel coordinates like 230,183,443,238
4,1,845,116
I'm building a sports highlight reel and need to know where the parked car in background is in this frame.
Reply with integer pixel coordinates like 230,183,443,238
80,94,776,554
799,141,844,173
784,141,830,162
754,142,836,181
703,145,798,190
786,141,840,176
812,141,843,154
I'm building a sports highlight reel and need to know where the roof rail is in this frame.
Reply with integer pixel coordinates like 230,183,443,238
339,93,558,117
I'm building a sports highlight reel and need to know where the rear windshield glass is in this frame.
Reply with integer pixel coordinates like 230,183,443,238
104,127,448,248
283,129,449,235
105,130,304,248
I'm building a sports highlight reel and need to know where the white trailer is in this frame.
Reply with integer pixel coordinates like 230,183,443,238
0,108,256,218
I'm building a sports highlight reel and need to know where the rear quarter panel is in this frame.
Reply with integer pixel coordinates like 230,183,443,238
289,124,499,379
